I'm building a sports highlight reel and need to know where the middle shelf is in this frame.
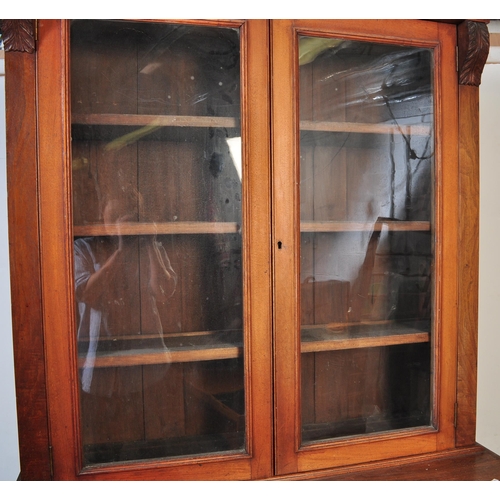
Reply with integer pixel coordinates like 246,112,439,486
72,113,432,136
77,320,430,368
73,220,430,237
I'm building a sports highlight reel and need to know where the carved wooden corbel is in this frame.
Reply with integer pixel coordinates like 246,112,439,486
1,19,36,53
458,20,490,87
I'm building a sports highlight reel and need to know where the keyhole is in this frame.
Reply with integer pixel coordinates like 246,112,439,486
277,241,282,249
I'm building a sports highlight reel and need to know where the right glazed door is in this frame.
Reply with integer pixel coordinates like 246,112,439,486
272,19,459,475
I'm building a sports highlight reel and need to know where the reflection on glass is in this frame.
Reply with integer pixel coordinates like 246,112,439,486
299,36,434,444
71,20,244,465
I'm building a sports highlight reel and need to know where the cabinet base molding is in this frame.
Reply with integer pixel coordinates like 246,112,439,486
270,445,500,481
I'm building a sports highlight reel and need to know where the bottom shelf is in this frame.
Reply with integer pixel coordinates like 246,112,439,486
301,320,430,352
78,330,243,367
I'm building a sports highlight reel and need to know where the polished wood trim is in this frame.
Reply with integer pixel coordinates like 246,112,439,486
5,46,51,481
458,21,490,86
455,28,486,454
37,19,81,480
433,21,460,452
242,19,274,479
456,83,480,447
76,451,252,480
296,430,441,471
271,444,500,480
271,18,301,476
1,20,35,53
290,19,446,46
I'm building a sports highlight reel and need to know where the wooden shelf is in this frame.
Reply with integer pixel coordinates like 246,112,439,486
74,220,427,237
78,345,242,368
73,221,431,236
71,114,431,137
301,320,430,353
73,221,241,237
300,220,431,233
77,321,430,369
72,113,239,129
78,329,243,368
300,120,431,136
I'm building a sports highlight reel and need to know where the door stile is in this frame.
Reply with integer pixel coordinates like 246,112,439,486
37,19,82,479
432,22,459,451
241,19,274,479
271,19,302,475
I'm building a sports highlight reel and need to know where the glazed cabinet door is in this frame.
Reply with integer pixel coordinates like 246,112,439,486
19,18,463,480
272,20,459,475
37,19,272,480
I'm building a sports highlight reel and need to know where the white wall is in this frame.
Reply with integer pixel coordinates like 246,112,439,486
477,21,500,456
0,52,20,481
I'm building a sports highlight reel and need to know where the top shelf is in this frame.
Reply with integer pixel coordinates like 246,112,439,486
72,113,239,129
300,120,431,136
72,114,432,136
301,220,430,232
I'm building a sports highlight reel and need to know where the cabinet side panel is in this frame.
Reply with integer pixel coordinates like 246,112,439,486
456,83,480,447
5,50,51,480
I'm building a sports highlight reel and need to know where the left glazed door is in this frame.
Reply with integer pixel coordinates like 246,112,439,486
37,19,273,480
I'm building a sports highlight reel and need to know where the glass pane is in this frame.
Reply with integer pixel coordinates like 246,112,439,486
71,20,244,466
299,36,434,444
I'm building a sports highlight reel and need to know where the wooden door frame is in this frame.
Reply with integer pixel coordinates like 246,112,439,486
5,18,273,480
270,18,475,476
